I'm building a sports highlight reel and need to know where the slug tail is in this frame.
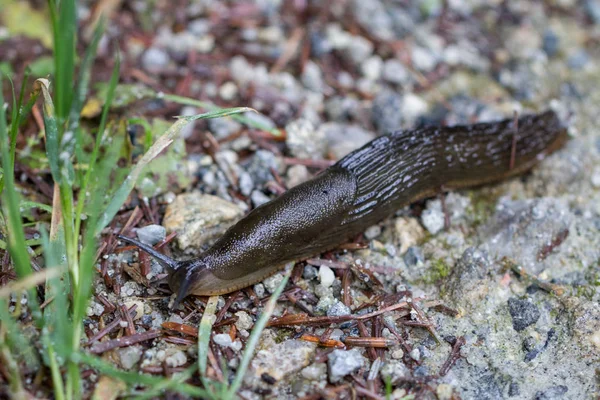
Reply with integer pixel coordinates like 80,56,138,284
117,234,181,271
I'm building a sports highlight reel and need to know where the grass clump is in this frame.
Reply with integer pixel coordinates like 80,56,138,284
0,1,282,398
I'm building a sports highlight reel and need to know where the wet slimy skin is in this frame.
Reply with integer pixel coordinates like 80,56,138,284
118,110,568,304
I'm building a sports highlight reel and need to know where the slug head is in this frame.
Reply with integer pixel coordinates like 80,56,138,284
167,260,215,309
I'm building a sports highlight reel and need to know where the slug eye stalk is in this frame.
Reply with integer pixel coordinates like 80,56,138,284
117,234,182,271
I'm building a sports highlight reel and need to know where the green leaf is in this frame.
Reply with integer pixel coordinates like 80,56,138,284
176,106,256,122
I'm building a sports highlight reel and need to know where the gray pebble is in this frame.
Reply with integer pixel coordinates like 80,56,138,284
118,346,142,370
141,47,170,72
403,246,424,267
328,348,365,383
285,119,326,159
303,265,318,280
136,224,166,245
382,59,410,85
251,190,271,208
238,171,254,197
421,200,445,235
327,301,351,317
508,298,540,332
534,385,568,400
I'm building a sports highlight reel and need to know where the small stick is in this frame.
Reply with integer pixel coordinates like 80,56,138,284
439,336,466,376
90,330,161,354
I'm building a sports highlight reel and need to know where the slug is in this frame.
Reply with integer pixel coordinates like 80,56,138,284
118,110,568,305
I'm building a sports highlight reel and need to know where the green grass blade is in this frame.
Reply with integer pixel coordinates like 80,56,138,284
52,0,76,120
73,353,210,398
94,107,251,236
35,78,61,184
226,265,292,398
0,76,32,279
20,201,53,213
75,50,120,236
198,296,219,375
177,107,256,122
163,93,281,136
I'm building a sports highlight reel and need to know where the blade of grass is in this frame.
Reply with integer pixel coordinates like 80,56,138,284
35,78,61,183
225,264,292,398
198,296,219,375
75,50,120,238
73,353,210,398
51,0,76,121
0,76,41,327
161,93,281,136
0,267,63,299
94,107,253,236
20,201,53,213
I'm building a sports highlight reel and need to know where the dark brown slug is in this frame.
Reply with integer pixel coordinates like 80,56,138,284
118,110,568,305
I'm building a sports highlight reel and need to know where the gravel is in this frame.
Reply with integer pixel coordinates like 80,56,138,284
327,349,365,383
508,298,541,332
135,224,166,245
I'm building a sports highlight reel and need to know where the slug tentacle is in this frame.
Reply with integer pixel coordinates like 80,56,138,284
119,110,568,301
116,234,183,271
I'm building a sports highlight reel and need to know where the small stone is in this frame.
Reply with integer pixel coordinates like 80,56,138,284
409,348,421,361
251,190,271,208
372,90,404,135
364,225,381,240
263,273,284,294
421,199,445,235
253,283,265,298
327,301,351,317
141,47,170,72
165,350,187,368
343,35,374,64
235,311,253,331
118,346,142,370
207,117,242,139
322,123,376,160
285,119,326,159
301,363,327,380
591,167,600,188
542,30,559,57
213,333,242,351
567,49,589,70
286,164,311,188
403,246,424,267
381,360,411,384
383,59,410,85
585,0,600,23
238,171,254,197
534,385,568,400
319,266,335,287
303,265,318,280
219,81,238,101
163,193,244,253
301,60,324,92
509,382,520,396
508,298,540,332
411,46,437,72
401,93,429,122
251,340,317,381
328,348,365,383
136,224,166,245
361,55,383,80
123,300,144,320
394,217,426,254
391,348,404,359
